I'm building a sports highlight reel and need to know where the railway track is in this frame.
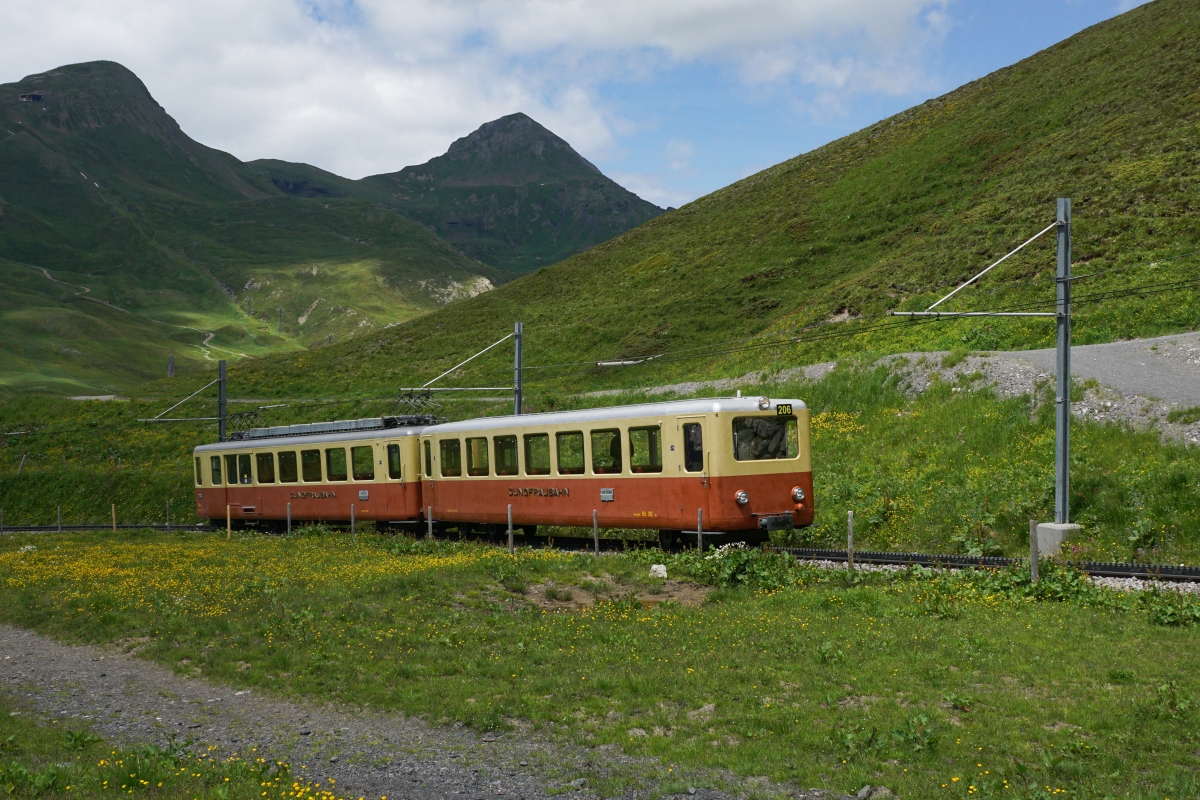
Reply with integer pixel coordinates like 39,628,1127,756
5,524,1199,583
771,546,1200,583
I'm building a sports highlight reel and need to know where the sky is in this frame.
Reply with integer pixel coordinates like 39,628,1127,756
1,0,1152,208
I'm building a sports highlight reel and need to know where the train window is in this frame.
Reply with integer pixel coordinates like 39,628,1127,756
732,416,799,460
225,454,237,485
326,448,348,481
424,440,432,477
628,426,663,473
301,449,322,482
555,432,585,475
237,454,253,484
352,446,375,481
524,434,550,475
494,435,519,476
466,437,489,476
683,423,704,472
440,439,462,477
256,452,276,484
210,456,223,485
195,457,203,486
591,429,622,474
278,451,299,483
387,444,402,479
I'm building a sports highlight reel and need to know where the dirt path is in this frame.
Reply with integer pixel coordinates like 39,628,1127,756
0,625,846,800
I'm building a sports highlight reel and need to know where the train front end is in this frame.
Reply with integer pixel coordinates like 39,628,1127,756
704,396,813,540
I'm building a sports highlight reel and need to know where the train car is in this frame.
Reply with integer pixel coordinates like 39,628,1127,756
193,417,428,528
421,396,812,547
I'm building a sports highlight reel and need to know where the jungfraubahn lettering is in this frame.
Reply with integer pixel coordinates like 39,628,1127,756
508,487,570,498
290,491,337,500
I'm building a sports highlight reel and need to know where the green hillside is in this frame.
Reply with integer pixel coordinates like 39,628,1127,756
223,0,1199,401
262,113,666,275
0,61,500,394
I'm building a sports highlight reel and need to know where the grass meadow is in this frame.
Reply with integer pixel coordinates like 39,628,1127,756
0,690,335,800
2,531,1199,799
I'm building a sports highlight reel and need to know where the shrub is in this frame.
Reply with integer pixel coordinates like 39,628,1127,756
670,543,800,589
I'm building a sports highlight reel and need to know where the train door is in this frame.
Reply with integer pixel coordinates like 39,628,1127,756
201,453,228,522
384,439,422,519
675,415,711,535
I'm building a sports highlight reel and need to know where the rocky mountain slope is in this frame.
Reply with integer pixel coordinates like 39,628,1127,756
261,113,665,275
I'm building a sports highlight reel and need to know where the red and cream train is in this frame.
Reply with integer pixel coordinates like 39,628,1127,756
193,397,813,546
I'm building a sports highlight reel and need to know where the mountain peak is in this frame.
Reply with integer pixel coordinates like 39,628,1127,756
403,112,602,187
8,60,179,136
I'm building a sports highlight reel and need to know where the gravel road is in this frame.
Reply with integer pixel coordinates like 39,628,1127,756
1010,331,1200,407
0,625,856,800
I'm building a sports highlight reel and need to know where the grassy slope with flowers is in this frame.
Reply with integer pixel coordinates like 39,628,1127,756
3,362,1199,565
1,532,1199,798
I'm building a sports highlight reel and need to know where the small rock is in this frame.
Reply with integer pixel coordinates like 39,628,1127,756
650,564,667,578
688,788,697,795
519,761,527,767
329,756,338,763
857,786,872,800
299,730,311,736
627,728,648,737
869,789,893,799
570,778,587,789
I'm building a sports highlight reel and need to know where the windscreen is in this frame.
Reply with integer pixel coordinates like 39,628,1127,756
732,416,799,461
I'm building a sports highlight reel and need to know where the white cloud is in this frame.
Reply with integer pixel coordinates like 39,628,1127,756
664,139,695,173
0,0,949,180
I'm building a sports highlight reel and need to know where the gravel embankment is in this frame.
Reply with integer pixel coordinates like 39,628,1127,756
807,560,1200,595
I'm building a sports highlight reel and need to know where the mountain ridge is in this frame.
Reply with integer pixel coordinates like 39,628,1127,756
0,61,496,394
0,61,660,394
263,112,666,274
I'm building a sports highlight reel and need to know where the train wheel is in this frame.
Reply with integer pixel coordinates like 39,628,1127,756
659,530,679,552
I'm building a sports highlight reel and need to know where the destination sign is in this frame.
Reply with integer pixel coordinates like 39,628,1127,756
508,487,571,498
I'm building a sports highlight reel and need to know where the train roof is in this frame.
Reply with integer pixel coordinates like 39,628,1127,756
195,424,425,453
428,396,805,434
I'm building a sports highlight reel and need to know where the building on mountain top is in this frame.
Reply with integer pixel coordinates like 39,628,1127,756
18,93,43,102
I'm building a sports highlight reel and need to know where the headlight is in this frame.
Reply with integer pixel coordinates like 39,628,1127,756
792,486,806,502
758,397,771,410
734,490,749,506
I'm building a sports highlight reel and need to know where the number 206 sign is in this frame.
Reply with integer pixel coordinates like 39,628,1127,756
776,403,793,416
